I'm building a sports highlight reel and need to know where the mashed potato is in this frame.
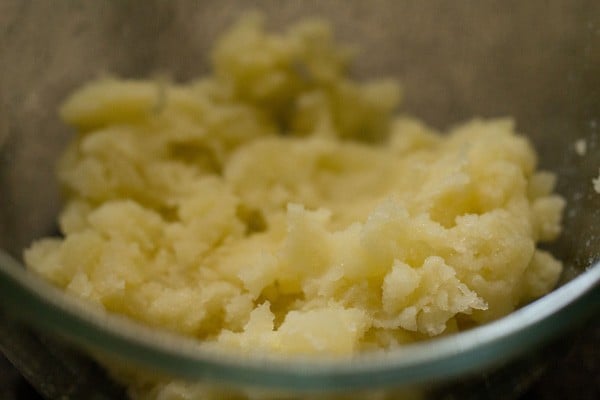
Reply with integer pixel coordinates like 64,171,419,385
25,14,565,399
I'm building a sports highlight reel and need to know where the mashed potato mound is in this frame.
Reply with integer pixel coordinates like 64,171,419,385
26,14,564,363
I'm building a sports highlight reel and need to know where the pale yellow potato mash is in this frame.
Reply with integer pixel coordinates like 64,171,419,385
24,14,565,399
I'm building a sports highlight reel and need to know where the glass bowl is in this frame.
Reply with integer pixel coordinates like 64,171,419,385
1,1,599,399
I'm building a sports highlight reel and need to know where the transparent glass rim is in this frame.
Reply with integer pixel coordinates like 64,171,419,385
0,250,598,391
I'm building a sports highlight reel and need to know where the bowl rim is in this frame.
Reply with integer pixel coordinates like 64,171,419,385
0,250,599,391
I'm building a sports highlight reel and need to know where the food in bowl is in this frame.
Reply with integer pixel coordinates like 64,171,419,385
23,14,565,398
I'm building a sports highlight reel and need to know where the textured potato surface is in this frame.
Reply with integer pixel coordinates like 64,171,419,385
25,14,565,399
